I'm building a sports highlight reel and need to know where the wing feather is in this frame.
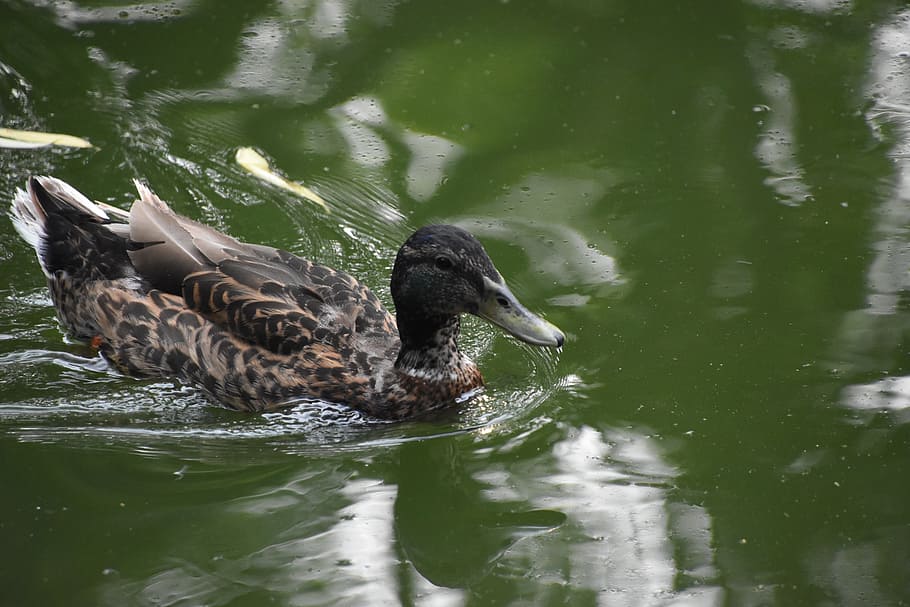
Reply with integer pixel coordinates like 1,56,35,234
182,250,387,355
119,182,394,355
126,181,282,294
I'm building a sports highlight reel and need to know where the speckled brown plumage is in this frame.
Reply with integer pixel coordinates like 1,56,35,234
10,176,564,419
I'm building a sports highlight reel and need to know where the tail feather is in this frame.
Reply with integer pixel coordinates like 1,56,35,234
10,185,46,252
30,176,110,220
9,176,133,282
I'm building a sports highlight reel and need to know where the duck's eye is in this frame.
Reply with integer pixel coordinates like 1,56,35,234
435,256,454,271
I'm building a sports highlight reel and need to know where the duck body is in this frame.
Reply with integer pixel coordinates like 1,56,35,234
10,177,563,419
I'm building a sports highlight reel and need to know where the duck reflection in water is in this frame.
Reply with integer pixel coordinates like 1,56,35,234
393,438,566,588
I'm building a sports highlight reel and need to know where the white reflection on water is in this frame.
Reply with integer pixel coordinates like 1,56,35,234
46,0,198,26
332,96,391,167
749,46,812,207
402,131,464,203
462,216,622,289
837,8,910,412
98,473,401,606
804,536,905,607
841,377,910,422
748,0,851,13
504,426,722,606
232,478,401,606
227,18,327,105
223,1,397,104
859,11,910,317
330,95,466,203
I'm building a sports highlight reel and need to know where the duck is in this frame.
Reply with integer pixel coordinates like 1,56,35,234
10,176,564,419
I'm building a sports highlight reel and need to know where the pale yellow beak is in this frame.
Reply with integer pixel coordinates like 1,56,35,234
476,276,565,348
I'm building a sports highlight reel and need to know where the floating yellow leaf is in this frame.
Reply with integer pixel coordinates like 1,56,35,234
0,127,94,149
235,147,329,212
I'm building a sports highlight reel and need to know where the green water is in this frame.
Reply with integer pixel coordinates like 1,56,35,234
2,1,909,605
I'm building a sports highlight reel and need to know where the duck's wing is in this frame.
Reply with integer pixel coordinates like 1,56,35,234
125,181,395,355
126,180,269,294
183,249,396,356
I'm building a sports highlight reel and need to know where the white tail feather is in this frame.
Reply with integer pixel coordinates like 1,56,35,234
10,186,45,249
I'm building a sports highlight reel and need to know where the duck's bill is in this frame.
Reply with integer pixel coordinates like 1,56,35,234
477,276,565,348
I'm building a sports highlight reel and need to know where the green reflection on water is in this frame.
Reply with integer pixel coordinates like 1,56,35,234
2,0,910,605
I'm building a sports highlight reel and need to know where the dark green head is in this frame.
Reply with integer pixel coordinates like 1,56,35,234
391,225,565,349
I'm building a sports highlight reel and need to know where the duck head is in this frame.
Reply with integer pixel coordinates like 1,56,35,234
390,225,565,351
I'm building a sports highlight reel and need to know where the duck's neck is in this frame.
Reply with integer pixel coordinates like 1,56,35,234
395,315,476,383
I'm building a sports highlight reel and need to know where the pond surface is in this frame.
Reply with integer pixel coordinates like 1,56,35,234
2,1,910,605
